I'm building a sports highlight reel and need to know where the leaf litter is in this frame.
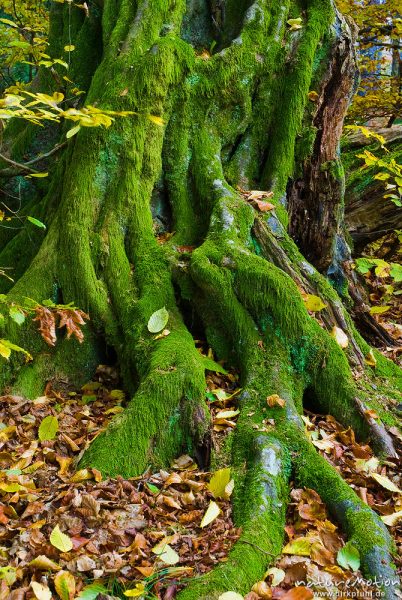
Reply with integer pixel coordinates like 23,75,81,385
0,365,240,599
0,356,401,599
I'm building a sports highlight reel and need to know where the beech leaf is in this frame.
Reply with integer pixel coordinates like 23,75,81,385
50,524,73,552
76,583,108,600
371,473,401,493
381,510,402,527
147,307,169,333
201,356,228,374
27,216,46,228
152,542,180,565
282,537,312,556
200,500,221,527
337,542,360,571
29,555,60,570
38,415,59,441
218,593,244,600
31,581,52,600
331,326,348,349
208,468,231,498
66,124,81,138
124,583,146,597
303,294,326,312
54,570,76,600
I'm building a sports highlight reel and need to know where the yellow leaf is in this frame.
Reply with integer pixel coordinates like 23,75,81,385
152,542,180,565
365,349,377,367
148,115,165,126
66,125,80,139
29,555,60,570
26,172,49,178
69,469,93,482
282,537,312,556
54,570,76,600
218,594,244,600
0,342,11,360
371,473,401,493
303,294,326,312
124,584,146,597
330,326,348,349
208,468,231,498
50,524,73,552
200,500,221,528
308,91,319,102
214,409,239,420
381,511,402,527
64,45,75,51
31,581,52,600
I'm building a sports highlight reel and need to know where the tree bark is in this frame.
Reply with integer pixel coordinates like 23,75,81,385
0,1,401,598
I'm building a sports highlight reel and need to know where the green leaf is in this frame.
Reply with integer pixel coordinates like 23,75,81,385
390,263,402,283
75,583,108,600
0,566,17,585
337,542,360,571
9,306,25,325
146,483,160,495
27,216,46,229
49,524,73,552
38,415,59,441
201,356,228,374
147,307,169,333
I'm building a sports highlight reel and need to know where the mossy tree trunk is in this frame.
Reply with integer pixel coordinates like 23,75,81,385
1,1,401,597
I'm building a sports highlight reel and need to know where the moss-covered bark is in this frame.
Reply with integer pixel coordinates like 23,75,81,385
1,0,401,597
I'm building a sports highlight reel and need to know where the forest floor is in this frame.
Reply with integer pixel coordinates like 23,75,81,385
0,358,401,600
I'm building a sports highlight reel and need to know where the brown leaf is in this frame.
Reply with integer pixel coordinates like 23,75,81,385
33,306,57,346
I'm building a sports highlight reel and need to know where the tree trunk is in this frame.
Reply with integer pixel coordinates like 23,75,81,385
1,1,401,598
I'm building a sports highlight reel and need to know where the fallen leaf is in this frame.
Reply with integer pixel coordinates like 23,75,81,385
303,294,326,312
337,542,360,572
50,524,73,552
266,394,286,408
381,511,402,526
54,571,76,600
152,542,180,565
282,538,312,556
208,468,231,498
200,501,221,528
29,555,60,571
331,326,348,349
147,307,169,333
38,415,59,441
371,473,401,493
281,588,313,600
31,581,52,600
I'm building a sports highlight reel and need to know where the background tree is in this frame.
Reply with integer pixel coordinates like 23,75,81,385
0,1,401,598
337,0,402,126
